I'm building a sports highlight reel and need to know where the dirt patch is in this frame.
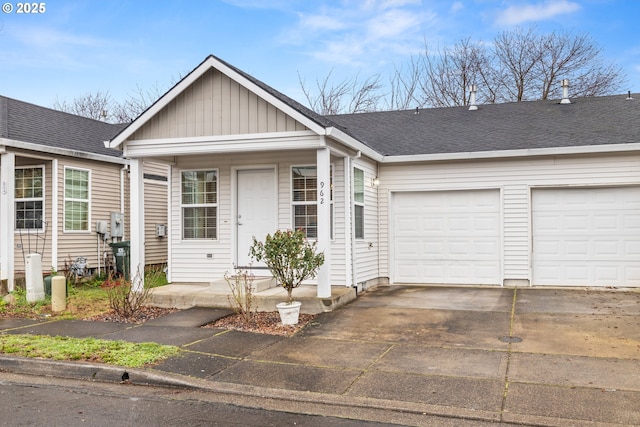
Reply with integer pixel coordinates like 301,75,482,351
83,306,178,324
204,311,316,336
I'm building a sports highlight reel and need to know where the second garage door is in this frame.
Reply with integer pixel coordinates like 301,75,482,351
392,190,501,285
532,187,640,286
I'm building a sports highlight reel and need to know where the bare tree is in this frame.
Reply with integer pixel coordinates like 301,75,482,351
301,27,625,113
111,82,166,123
52,91,112,121
299,70,384,115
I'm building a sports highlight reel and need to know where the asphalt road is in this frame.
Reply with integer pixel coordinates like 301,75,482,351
0,373,406,427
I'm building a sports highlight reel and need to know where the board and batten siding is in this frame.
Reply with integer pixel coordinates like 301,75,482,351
168,150,350,285
131,69,307,141
378,153,640,285
352,157,380,285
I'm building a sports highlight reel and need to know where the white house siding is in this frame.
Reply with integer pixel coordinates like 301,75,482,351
131,68,307,141
168,150,350,285
378,153,640,286
353,156,380,285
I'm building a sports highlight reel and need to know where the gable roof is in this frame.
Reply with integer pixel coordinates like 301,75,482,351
107,55,346,148
1,95,126,159
327,94,640,157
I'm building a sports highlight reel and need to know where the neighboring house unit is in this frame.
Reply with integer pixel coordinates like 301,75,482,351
0,96,168,291
106,55,640,295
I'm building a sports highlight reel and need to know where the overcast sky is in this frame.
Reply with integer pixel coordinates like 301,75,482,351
1,0,638,110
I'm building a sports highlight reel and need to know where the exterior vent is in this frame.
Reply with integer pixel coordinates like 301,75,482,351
469,85,478,111
626,91,633,101
560,79,571,104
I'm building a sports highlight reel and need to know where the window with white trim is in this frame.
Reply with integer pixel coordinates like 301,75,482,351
15,166,44,230
291,166,334,239
64,167,90,231
181,170,217,239
353,167,364,239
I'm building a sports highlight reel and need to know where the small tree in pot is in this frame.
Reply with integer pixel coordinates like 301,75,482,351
250,230,324,324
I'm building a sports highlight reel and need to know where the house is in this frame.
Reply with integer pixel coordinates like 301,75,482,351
106,55,640,296
0,96,168,291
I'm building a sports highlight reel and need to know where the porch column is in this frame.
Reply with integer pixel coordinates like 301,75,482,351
129,158,145,291
0,152,15,291
316,147,331,298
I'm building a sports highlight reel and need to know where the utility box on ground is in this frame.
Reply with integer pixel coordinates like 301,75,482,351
109,241,130,280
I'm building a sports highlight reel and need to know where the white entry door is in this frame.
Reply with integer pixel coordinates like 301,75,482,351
236,169,277,267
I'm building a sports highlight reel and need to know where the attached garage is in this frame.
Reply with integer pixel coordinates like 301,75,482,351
532,187,640,286
392,189,501,285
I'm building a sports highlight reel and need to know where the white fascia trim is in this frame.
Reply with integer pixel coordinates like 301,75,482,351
381,142,640,163
325,127,383,162
123,131,323,158
1,138,129,165
107,56,326,149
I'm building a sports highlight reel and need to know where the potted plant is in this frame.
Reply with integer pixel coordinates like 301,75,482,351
250,229,324,325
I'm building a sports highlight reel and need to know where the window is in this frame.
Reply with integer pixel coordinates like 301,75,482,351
181,170,217,239
353,167,364,239
15,167,44,230
292,166,317,238
64,168,90,231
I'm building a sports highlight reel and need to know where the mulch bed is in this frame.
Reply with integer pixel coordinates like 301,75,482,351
203,311,316,336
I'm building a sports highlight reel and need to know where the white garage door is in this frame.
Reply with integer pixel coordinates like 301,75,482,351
532,187,640,286
392,190,501,285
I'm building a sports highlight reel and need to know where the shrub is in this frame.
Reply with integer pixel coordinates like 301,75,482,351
225,267,255,324
249,230,324,304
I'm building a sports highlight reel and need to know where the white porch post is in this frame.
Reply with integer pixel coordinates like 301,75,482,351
129,158,145,291
0,152,15,291
316,147,331,298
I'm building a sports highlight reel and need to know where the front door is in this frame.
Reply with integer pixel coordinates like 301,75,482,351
236,168,277,268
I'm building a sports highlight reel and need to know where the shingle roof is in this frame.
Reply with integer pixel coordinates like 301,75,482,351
0,95,126,158
327,94,640,156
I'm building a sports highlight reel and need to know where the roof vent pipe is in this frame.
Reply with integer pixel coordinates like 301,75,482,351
626,91,633,100
560,79,571,104
415,106,420,115
468,85,478,110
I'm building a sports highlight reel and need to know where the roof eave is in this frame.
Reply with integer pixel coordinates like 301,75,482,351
381,142,640,163
2,138,129,165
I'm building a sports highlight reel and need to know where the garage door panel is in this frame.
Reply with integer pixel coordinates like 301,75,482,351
393,190,501,285
532,187,640,287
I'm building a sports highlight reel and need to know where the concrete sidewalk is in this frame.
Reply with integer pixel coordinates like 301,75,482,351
1,286,639,426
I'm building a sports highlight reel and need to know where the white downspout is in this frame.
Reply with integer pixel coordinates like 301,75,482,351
51,159,58,272
120,165,127,241
346,151,361,290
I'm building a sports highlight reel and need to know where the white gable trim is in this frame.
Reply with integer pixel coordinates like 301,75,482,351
123,131,323,158
325,127,383,162
381,142,640,163
106,56,326,149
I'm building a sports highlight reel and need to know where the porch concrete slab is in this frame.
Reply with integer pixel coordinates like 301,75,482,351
185,330,283,358
372,345,509,380
248,336,392,370
1,319,130,338
210,359,362,394
511,312,640,358
148,284,356,314
503,382,640,426
345,370,505,412
354,285,514,312
509,352,640,391
516,288,640,315
99,325,220,346
302,307,511,350
153,352,239,379
144,307,234,327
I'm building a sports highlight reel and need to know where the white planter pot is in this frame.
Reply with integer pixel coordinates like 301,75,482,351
276,301,302,325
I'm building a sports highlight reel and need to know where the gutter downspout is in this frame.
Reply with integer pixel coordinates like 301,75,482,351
347,150,361,290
